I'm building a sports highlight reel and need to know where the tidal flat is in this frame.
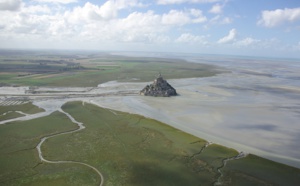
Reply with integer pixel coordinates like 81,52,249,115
1,51,300,185
89,54,300,168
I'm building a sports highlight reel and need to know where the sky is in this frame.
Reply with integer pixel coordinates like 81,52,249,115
0,0,300,58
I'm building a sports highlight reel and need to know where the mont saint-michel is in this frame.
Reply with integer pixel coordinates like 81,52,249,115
140,74,177,97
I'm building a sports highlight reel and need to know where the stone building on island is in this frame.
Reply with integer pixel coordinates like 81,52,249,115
140,73,177,97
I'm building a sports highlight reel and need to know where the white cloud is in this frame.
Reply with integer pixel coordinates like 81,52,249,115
190,9,207,23
65,3,103,23
209,3,222,14
66,9,170,43
234,38,284,51
0,1,208,45
157,0,220,5
0,1,209,49
175,33,207,44
97,1,118,19
111,0,146,9
0,0,21,11
221,17,232,24
32,0,77,4
120,11,162,30
258,7,300,27
162,9,207,25
104,9,205,42
65,7,207,43
218,28,237,44
162,10,190,25
115,11,168,42
23,4,51,14
209,15,232,25
235,37,260,47
66,0,146,23
190,8,202,17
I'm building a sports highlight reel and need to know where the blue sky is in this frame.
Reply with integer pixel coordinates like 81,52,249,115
0,0,300,58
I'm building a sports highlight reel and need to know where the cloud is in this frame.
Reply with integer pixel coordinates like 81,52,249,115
235,37,260,47
32,0,78,4
121,11,162,30
0,0,209,46
190,9,207,23
175,33,208,44
65,9,170,43
78,9,207,43
0,0,21,11
115,10,168,42
209,15,232,25
157,0,220,5
209,3,222,14
23,4,51,14
162,9,207,25
221,17,232,24
162,10,190,25
217,28,237,44
65,3,105,23
232,37,289,51
65,0,145,23
258,7,300,27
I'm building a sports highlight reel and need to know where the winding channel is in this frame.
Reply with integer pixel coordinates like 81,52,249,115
36,108,104,186
213,151,248,186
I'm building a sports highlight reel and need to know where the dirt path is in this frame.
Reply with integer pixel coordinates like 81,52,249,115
36,108,104,186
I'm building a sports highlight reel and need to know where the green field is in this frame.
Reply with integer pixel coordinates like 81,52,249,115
0,102,299,186
0,102,44,121
0,51,223,87
0,111,91,185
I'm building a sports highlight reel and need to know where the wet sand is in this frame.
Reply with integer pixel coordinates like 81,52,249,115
90,74,300,168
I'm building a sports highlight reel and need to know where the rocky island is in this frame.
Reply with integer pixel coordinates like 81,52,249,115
140,74,177,97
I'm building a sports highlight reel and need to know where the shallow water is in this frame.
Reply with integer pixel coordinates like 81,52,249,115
92,55,300,168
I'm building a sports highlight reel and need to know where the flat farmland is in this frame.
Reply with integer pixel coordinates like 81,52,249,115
0,51,223,87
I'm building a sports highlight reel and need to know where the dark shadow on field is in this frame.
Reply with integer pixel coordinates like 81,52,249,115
128,161,199,186
223,154,300,186
124,147,216,186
